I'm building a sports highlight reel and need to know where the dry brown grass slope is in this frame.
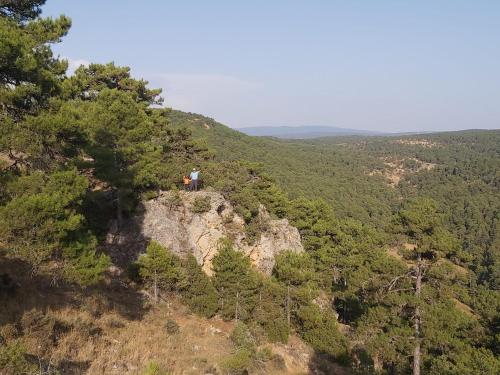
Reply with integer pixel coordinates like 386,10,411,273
1,257,349,374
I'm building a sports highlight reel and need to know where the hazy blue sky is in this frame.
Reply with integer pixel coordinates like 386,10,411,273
42,0,499,132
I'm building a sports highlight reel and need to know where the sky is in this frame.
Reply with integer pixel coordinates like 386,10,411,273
42,0,500,132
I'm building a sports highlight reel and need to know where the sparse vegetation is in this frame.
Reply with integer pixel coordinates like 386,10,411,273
142,361,172,375
0,339,37,375
230,322,256,352
162,191,182,209
192,196,212,213
165,319,180,335
220,348,253,375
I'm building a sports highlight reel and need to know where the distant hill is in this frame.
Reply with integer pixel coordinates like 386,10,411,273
237,125,385,138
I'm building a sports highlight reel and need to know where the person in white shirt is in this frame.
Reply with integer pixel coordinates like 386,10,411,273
189,168,200,191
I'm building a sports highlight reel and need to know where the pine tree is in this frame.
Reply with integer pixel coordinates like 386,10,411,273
0,0,111,285
212,239,258,321
253,276,289,343
273,251,316,327
356,197,499,374
273,251,347,357
137,241,181,303
179,254,218,318
0,2,70,121
398,197,455,375
58,63,168,226
0,170,86,265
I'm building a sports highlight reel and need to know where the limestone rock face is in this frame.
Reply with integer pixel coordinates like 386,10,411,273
106,191,303,274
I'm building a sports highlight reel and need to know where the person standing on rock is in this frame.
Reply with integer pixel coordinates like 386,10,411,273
189,168,200,191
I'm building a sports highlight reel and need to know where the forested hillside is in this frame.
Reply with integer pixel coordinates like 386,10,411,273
166,110,500,373
1,1,499,374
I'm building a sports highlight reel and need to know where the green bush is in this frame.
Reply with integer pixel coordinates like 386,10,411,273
142,361,172,375
298,306,348,360
141,190,159,201
165,319,180,335
63,249,110,286
263,317,289,344
220,348,253,375
192,196,211,213
230,322,256,352
163,192,182,209
137,241,182,302
0,339,37,375
255,346,273,362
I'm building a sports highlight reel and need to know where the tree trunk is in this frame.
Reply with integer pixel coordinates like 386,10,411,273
116,189,123,228
413,254,422,375
113,149,123,229
153,269,158,304
235,290,239,321
286,284,291,328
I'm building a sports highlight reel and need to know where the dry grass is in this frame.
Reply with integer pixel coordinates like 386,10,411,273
1,257,321,374
6,296,318,374
85,300,235,374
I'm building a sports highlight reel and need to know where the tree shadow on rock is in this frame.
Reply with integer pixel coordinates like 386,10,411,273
102,201,150,269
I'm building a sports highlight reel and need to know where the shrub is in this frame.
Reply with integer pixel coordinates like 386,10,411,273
263,317,289,344
104,316,125,329
298,305,348,360
230,322,255,352
0,339,37,375
163,192,182,209
126,261,142,282
220,348,252,375
255,346,273,362
252,278,290,344
63,248,110,286
142,361,172,375
141,190,159,201
269,353,287,371
0,324,19,341
192,196,211,213
165,319,180,335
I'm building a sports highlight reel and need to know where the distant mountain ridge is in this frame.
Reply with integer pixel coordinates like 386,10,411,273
237,125,386,138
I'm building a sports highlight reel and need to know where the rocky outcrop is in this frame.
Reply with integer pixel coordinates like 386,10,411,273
106,190,303,274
